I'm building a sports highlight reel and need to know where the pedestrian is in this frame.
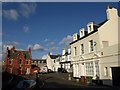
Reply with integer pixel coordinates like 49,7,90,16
35,73,44,88
96,74,99,84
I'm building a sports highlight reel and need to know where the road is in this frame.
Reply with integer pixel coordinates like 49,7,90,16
30,72,120,89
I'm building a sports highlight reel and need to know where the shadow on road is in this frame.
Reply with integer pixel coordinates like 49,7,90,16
2,71,28,90
42,82,120,90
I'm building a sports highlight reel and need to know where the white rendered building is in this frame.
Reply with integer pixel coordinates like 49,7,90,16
60,47,72,72
46,53,61,72
70,6,120,86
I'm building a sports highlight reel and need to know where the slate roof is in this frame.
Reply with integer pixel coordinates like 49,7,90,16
62,52,71,56
8,50,31,59
98,19,108,27
32,59,46,61
50,55,61,59
70,20,108,45
70,29,98,45
60,61,71,64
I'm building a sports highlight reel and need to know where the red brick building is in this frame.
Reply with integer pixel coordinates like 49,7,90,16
4,46,34,75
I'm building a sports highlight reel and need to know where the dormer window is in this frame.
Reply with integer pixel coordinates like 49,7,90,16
87,22,94,33
73,33,79,41
80,28,86,38
62,49,66,55
68,48,71,54
89,26,91,31
81,31,83,35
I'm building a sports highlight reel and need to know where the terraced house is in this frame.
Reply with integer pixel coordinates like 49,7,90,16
70,6,120,86
60,47,72,73
32,59,47,68
32,59,47,72
4,46,32,75
47,53,61,72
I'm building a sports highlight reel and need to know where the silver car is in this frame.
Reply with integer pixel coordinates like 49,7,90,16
15,80,36,90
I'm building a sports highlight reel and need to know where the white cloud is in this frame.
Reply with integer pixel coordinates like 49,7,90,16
27,44,33,49
27,43,47,51
33,44,42,50
50,47,58,51
44,38,55,46
3,9,19,21
3,3,37,21
23,26,29,33
4,41,19,46
20,3,37,18
2,45,13,52
46,42,55,46
0,45,13,61
49,42,55,45
59,35,73,45
0,45,14,61
44,38,50,42
42,54,47,59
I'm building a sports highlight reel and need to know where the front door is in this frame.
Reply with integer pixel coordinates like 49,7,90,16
26,68,30,74
112,67,120,86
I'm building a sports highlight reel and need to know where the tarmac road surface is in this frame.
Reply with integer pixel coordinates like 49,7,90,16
28,72,120,89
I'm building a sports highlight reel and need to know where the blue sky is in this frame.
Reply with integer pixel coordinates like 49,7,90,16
1,2,118,59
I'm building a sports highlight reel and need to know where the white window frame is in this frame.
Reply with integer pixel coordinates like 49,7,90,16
85,62,94,76
95,60,99,76
89,25,92,32
81,31,83,37
109,67,112,77
26,60,29,65
89,40,94,52
80,44,84,54
74,47,77,56
104,67,108,77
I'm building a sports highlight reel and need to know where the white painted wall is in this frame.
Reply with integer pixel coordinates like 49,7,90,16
46,55,53,70
70,7,119,86
71,32,100,77
98,7,119,85
98,7,118,48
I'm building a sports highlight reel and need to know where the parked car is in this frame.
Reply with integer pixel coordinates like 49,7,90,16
39,66,48,74
48,69,53,73
61,68,68,73
14,80,36,90
58,68,68,73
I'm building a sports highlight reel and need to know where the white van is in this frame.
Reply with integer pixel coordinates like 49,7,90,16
39,66,48,74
